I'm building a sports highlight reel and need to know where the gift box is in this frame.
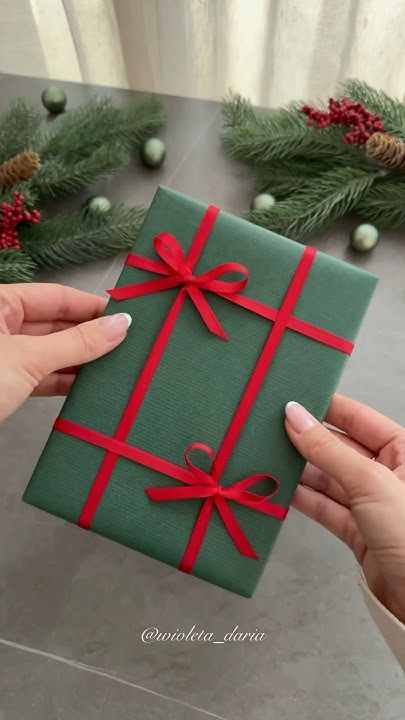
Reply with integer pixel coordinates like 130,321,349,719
24,186,377,597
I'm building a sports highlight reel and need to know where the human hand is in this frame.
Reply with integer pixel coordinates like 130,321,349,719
285,395,405,623
0,283,131,422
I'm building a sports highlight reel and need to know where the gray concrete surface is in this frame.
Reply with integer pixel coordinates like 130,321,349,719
0,74,403,719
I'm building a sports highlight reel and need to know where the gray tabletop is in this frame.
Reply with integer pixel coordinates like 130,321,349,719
0,74,403,720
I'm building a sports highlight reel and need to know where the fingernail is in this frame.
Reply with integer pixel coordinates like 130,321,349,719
285,401,316,433
98,313,132,341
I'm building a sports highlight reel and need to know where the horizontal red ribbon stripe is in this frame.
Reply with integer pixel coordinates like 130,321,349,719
218,292,353,354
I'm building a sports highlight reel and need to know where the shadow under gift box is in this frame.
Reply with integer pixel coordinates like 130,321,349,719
23,186,378,597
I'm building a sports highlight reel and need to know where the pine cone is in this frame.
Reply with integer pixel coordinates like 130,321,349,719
366,132,405,170
0,150,41,188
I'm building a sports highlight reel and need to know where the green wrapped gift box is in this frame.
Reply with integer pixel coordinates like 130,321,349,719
24,186,377,596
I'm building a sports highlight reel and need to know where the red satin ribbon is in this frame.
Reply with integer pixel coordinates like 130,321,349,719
53,204,355,574
52,421,288,569
108,231,249,340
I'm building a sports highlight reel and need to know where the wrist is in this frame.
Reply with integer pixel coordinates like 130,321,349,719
365,572,405,624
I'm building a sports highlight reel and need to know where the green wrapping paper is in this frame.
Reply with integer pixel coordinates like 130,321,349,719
24,186,377,596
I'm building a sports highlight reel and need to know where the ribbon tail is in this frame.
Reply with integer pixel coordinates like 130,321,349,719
186,286,228,341
179,498,214,573
214,497,258,560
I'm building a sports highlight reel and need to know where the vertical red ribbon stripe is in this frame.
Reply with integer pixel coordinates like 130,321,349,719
178,245,316,572
77,205,221,529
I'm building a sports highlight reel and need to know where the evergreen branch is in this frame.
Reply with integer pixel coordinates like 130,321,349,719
256,158,330,196
223,96,366,163
246,166,379,241
36,95,165,162
37,97,121,160
121,95,166,148
0,250,37,283
341,79,405,140
23,143,130,200
355,180,405,228
20,204,146,268
0,100,42,164
222,92,256,128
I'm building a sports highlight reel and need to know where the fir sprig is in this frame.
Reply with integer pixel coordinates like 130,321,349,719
0,249,37,283
246,166,379,241
341,79,405,141
24,143,130,199
121,95,166,148
223,81,405,239
222,95,366,164
36,97,120,161
0,100,42,164
36,95,165,162
20,205,146,268
257,158,330,197
222,91,256,128
355,181,405,228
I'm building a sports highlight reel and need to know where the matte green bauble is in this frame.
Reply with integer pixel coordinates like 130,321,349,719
41,86,67,114
83,196,111,215
349,223,379,253
140,138,166,168
250,193,276,211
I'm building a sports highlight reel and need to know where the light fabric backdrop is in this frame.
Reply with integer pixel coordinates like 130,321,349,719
1,0,405,106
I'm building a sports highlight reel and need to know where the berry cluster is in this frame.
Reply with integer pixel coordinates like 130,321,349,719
301,98,385,144
0,191,41,250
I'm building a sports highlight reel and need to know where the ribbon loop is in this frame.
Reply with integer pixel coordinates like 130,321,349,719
184,442,217,485
194,262,248,294
154,232,190,276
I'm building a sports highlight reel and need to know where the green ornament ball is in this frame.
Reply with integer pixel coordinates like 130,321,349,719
349,223,379,253
41,85,67,114
83,196,111,215
250,193,276,211
140,138,166,168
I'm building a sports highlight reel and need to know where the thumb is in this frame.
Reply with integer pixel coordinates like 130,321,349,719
22,312,132,377
285,400,385,501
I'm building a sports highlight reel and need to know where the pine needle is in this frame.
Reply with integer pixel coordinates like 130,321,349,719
246,166,379,241
0,250,37,283
0,100,42,164
20,204,147,268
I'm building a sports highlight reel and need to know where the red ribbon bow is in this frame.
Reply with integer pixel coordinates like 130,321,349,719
145,442,288,573
108,232,248,340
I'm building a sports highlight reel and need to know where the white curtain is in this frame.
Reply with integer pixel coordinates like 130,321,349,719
1,0,405,107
